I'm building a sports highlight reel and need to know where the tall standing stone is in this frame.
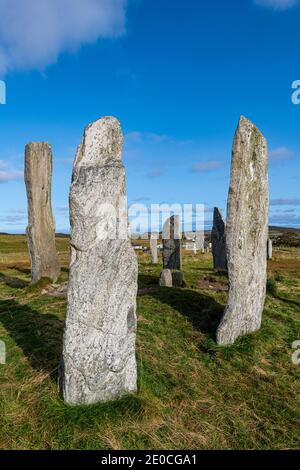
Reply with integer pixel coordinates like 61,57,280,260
162,215,182,270
62,117,138,405
211,207,227,273
217,116,269,345
150,234,158,264
25,142,61,284
267,239,273,260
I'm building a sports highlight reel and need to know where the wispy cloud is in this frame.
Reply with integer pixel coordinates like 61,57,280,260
0,0,127,74
147,169,165,179
57,206,69,213
131,196,151,203
270,198,300,206
125,131,191,146
192,160,222,172
269,146,294,161
125,132,170,144
254,0,298,11
0,159,23,183
0,170,23,183
0,214,26,225
269,213,300,227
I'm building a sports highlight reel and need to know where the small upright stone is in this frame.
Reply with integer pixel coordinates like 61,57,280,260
267,239,273,260
195,232,205,252
172,271,185,288
150,234,158,264
217,116,269,345
159,269,173,287
211,207,227,273
162,215,182,269
25,142,61,283
62,117,138,405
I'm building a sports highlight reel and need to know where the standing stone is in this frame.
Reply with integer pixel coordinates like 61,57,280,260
195,232,205,252
62,117,138,405
25,143,61,284
159,269,173,287
150,234,158,264
162,215,182,270
217,116,269,345
267,239,273,260
211,207,227,273
172,271,185,288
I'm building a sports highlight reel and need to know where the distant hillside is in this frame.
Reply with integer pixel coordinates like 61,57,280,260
269,226,300,235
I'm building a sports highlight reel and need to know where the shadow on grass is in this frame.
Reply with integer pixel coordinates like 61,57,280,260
138,273,160,289
0,298,63,377
0,272,29,288
139,274,224,340
189,267,213,272
10,265,31,275
277,295,300,309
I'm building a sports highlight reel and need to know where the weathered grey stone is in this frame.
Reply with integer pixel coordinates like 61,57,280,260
159,269,173,287
185,231,204,252
172,271,185,288
62,116,138,405
211,207,227,273
150,235,158,264
162,215,182,269
24,142,61,284
217,116,269,345
267,239,273,260
195,232,205,251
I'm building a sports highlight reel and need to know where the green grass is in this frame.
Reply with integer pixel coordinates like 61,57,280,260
0,236,299,449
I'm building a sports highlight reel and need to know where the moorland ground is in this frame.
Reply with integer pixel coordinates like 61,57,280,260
0,234,299,450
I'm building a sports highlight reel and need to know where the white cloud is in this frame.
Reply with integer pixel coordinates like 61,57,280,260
269,146,294,161
254,0,298,11
0,0,127,75
192,160,222,172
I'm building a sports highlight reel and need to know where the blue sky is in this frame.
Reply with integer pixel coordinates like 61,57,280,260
0,0,300,232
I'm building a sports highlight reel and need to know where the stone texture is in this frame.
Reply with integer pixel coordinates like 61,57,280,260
217,116,269,345
267,239,273,260
162,215,182,270
172,271,185,288
195,232,205,251
62,117,138,405
150,235,158,264
211,207,227,273
159,269,173,287
24,142,61,284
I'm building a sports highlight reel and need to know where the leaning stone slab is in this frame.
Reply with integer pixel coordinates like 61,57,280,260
25,142,61,283
62,117,138,405
211,207,227,273
217,116,269,345
159,269,173,287
162,215,182,270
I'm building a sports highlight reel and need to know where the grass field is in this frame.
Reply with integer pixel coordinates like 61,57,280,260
0,234,299,450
